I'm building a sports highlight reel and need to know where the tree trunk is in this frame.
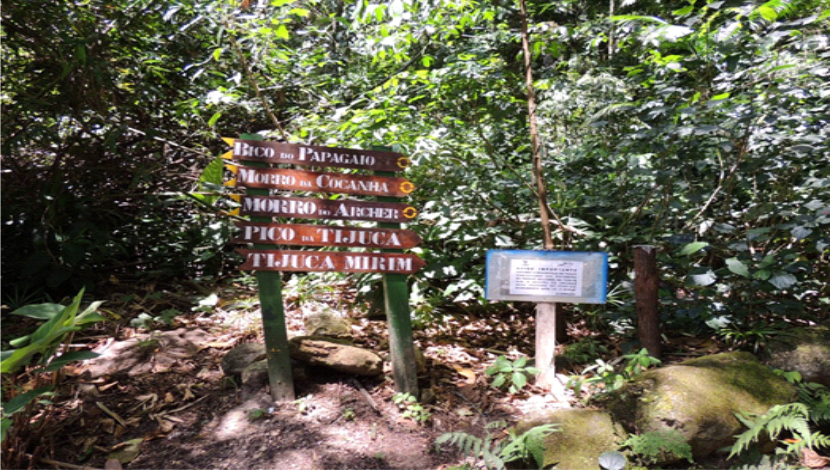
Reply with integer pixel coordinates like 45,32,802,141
634,245,661,358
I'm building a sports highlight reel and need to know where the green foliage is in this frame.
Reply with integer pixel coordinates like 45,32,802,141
1,291,105,447
716,322,791,353
622,430,694,467
569,348,661,401
559,336,610,365
435,421,559,470
392,392,431,424
1,290,105,374
485,355,540,394
729,371,830,465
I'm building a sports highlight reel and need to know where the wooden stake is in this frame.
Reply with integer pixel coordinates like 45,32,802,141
634,245,661,359
242,133,295,401
375,146,419,398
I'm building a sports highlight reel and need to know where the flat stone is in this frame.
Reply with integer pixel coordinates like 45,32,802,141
289,336,382,376
222,343,267,376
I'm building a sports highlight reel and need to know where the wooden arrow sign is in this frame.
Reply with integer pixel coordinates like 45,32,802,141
227,166,415,197
233,222,422,249
237,249,426,274
229,195,418,223
223,139,411,172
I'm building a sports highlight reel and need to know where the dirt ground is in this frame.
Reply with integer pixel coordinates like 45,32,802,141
25,284,568,470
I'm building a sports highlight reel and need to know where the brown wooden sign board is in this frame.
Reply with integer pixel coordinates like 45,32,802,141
226,139,411,172
233,222,421,249
237,249,426,274
227,166,415,197
232,196,418,223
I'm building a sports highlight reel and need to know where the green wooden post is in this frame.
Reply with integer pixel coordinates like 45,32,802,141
374,146,419,398
240,133,295,401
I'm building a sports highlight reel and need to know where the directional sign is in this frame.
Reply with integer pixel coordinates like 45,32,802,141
229,196,418,223
226,166,415,197
237,249,426,274
223,139,411,172
233,222,422,249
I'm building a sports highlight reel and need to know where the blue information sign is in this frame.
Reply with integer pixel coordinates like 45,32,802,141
485,250,608,303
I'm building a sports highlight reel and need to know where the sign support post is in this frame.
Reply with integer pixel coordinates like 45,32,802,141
242,133,295,402
535,302,560,391
375,146,419,398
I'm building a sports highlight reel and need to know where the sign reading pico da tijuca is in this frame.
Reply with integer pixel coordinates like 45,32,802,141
233,222,422,249
224,139,423,276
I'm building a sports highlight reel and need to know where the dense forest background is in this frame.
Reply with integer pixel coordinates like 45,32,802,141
2,0,828,333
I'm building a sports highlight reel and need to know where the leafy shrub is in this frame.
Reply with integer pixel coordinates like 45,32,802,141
485,355,540,394
435,421,559,470
569,348,660,401
1,291,104,467
622,430,693,468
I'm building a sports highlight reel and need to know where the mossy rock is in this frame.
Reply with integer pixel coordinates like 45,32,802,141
609,351,797,461
516,408,626,470
762,326,830,386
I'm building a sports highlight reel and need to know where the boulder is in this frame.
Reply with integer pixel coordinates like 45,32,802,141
289,336,383,376
515,409,626,470
609,351,797,461
221,343,267,376
762,326,830,386
303,311,352,337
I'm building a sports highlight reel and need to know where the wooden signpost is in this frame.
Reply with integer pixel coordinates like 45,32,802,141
223,136,423,401
230,195,418,223
233,222,422,249
223,138,412,172
225,166,415,197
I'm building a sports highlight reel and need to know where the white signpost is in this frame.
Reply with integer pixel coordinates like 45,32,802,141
485,250,608,397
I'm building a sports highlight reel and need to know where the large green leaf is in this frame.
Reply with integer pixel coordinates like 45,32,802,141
2,386,53,416
42,350,100,372
679,242,709,256
11,303,64,320
725,257,750,278
768,272,797,290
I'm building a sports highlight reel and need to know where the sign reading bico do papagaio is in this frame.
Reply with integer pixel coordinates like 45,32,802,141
223,138,411,172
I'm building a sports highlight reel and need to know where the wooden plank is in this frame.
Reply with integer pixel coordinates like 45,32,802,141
226,139,412,172
227,166,415,197
233,222,422,249
239,133,295,402
232,195,418,223
373,145,420,399
236,249,426,274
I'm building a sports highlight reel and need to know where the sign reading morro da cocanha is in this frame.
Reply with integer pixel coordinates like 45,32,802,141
226,166,415,198
224,138,411,172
